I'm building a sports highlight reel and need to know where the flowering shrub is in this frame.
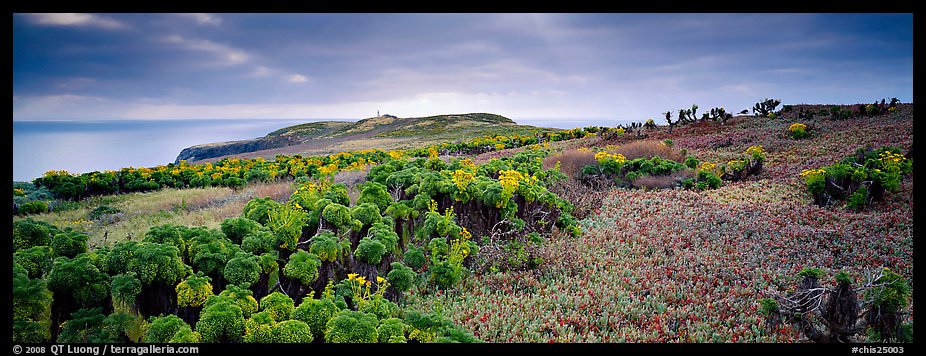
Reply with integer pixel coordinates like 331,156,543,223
717,146,765,182
801,146,912,209
29,150,394,202
583,151,693,190
451,169,477,203
699,161,717,175
746,145,766,164
497,170,524,209
799,168,827,195
788,123,809,139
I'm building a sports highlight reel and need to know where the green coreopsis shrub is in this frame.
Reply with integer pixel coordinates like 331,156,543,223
196,296,245,343
18,200,49,215
355,237,387,265
13,218,59,251
387,262,416,294
292,297,339,340
47,254,111,308
324,309,379,343
242,197,282,225
224,252,261,287
242,311,275,343
357,182,392,212
145,314,191,343
322,203,353,228
270,320,313,343
309,231,341,263
51,230,89,258
220,217,262,244
404,245,426,271
260,291,295,322
377,317,407,343
12,263,52,343
283,250,322,286
351,203,382,228
111,273,142,312
217,283,259,317
14,245,53,279
176,273,214,308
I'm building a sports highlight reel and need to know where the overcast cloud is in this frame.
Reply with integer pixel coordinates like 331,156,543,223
12,13,913,122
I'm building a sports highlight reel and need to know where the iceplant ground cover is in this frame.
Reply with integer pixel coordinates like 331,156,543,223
404,112,913,343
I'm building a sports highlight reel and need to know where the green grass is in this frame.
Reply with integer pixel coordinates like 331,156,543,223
267,121,352,138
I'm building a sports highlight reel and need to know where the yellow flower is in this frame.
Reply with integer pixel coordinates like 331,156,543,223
594,151,626,165
800,168,827,178
376,276,385,284
460,227,472,241
746,145,765,156
348,273,358,281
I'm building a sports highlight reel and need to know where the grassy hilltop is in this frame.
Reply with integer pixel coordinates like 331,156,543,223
176,113,555,164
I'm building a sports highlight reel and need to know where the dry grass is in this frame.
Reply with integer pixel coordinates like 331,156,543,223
248,179,295,202
472,149,516,165
613,140,686,162
546,177,610,220
332,168,371,205
334,167,370,188
632,169,696,190
13,180,299,249
543,149,597,179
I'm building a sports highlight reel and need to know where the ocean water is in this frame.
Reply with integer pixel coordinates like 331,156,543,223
12,119,327,182
12,117,632,182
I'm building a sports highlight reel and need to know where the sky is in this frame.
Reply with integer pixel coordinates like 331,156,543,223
12,13,914,123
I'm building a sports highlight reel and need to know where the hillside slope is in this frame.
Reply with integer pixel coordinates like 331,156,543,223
14,103,914,344
175,113,550,163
